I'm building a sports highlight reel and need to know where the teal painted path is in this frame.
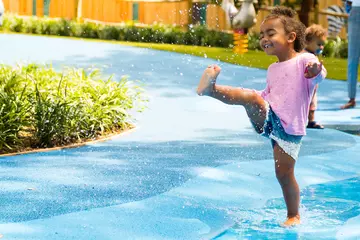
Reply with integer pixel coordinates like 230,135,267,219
0,34,359,239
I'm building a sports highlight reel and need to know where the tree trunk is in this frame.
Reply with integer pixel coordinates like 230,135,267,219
299,0,313,27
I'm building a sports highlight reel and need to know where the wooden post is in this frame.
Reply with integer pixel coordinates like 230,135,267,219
77,0,82,22
32,0,36,15
299,0,313,27
314,0,319,24
133,2,139,21
36,0,43,16
188,0,192,27
44,0,50,16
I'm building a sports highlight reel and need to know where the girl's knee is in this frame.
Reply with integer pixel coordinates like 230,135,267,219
249,94,266,108
250,119,264,134
275,166,294,185
245,95,267,123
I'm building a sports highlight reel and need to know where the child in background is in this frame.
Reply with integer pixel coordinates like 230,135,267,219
197,6,327,226
303,24,327,129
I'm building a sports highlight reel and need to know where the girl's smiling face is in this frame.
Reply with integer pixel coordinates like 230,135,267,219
260,18,296,57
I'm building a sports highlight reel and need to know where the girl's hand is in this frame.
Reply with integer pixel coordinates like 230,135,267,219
304,61,323,78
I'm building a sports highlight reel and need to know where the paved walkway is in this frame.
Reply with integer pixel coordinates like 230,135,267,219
0,34,359,239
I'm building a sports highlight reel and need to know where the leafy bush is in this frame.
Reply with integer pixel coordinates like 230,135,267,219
0,14,348,57
322,37,348,59
337,39,348,59
0,64,146,153
248,32,262,51
0,14,233,48
0,67,31,150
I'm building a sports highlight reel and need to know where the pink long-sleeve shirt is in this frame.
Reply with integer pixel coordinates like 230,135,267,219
260,53,327,136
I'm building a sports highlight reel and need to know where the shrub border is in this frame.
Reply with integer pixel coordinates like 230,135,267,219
0,126,137,157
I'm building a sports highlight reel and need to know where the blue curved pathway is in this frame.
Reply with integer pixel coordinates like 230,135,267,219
0,34,359,240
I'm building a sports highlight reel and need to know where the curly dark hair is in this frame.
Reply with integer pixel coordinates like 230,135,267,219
264,6,306,52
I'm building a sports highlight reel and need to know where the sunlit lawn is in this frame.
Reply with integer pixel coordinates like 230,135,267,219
2,32,356,81
119,42,356,81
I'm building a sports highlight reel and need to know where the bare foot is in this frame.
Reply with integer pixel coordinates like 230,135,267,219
340,99,356,109
196,65,221,96
281,215,300,227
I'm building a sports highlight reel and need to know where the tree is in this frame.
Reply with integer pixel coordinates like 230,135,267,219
298,0,314,26
282,0,316,27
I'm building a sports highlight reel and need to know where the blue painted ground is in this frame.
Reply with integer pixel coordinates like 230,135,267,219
0,34,359,239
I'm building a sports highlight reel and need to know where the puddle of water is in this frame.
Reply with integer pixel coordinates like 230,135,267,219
215,177,360,240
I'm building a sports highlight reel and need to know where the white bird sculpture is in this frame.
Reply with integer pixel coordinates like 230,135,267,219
221,0,258,29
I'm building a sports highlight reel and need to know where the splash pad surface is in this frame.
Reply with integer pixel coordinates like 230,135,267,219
0,34,359,239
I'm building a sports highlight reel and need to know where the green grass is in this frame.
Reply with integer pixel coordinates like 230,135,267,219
0,31,356,81
118,42,356,81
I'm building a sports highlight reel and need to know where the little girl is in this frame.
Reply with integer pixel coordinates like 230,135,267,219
197,6,327,227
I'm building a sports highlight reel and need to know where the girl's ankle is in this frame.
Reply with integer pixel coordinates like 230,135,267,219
287,214,300,219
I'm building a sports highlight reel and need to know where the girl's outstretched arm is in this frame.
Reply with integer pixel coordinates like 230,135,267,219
304,58,327,84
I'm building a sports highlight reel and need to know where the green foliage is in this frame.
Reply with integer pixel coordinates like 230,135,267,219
322,37,348,59
281,0,302,8
336,39,348,59
0,67,31,150
0,13,349,71
247,32,262,51
1,14,233,48
0,64,146,152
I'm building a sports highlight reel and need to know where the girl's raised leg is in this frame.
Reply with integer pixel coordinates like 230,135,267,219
197,65,268,133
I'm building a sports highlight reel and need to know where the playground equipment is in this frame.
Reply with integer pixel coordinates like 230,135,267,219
325,4,347,37
230,0,257,29
233,28,249,54
221,0,257,54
